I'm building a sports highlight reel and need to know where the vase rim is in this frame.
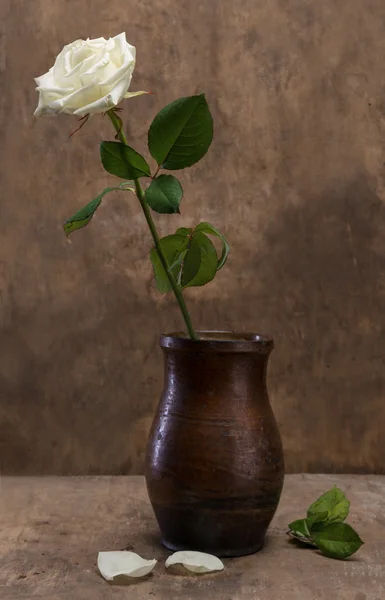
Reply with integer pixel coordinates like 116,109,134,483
160,331,274,353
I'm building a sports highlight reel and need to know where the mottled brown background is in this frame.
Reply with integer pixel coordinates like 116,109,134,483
1,0,385,475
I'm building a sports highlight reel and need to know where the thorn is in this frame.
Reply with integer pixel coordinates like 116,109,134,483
69,114,90,138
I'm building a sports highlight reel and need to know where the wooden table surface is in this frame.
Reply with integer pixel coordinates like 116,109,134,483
1,475,384,600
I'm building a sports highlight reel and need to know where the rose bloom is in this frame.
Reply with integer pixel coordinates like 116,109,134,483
34,32,145,117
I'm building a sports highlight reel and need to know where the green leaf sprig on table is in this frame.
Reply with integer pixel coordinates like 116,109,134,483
287,486,364,559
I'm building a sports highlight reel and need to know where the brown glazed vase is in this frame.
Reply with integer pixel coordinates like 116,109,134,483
145,331,284,557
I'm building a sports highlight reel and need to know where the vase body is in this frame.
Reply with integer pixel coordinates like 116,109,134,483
145,331,284,557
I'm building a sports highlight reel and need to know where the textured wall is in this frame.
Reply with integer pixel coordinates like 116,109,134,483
1,0,385,474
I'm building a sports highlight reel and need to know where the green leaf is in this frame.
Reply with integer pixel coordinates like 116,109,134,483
288,519,311,538
312,523,364,559
179,232,202,287
64,187,116,236
287,530,318,547
150,228,219,293
168,249,188,273
287,511,328,547
307,487,350,524
148,94,213,170
176,227,193,236
182,231,218,288
195,222,230,270
150,233,189,293
307,511,330,529
64,182,135,236
145,175,183,214
100,141,150,180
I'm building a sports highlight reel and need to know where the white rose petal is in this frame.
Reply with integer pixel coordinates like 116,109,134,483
34,32,147,117
97,551,157,581
165,551,225,574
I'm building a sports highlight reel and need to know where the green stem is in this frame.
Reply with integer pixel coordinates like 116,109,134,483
107,109,198,341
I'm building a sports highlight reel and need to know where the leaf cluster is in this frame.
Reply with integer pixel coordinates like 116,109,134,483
64,94,229,291
288,486,364,559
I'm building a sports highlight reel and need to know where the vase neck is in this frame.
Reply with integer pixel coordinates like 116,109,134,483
163,349,270,405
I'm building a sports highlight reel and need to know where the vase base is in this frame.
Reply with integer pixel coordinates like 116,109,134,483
161,538,265,558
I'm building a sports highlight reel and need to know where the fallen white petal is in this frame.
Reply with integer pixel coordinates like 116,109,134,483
165,551,224,574
98,551,157,581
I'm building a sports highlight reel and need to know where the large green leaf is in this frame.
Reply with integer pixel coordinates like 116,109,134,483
148,94,213,170
145,175,183,214
100,141,150,180
195,222,230,270
150,228,220,293
307,487,350,524
150,233,189,293
181,231,218,288
312,523,364,559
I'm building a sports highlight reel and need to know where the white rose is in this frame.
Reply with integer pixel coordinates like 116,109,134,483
34,32,146,118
